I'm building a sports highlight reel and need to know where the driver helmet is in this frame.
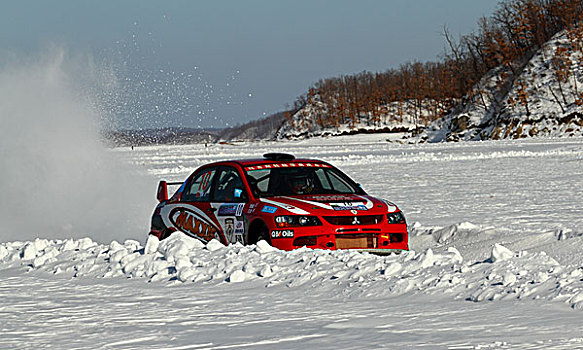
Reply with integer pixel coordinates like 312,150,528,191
289,174,314,194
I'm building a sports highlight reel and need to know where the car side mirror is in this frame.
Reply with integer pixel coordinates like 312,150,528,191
157,181,168,202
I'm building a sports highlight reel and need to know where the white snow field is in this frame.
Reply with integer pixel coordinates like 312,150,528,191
1,134,583,349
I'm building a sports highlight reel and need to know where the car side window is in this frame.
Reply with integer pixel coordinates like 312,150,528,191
246,169,270,196
182,168,217,202
212,167,247,203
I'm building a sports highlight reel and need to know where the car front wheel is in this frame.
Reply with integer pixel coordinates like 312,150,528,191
248,221,271,245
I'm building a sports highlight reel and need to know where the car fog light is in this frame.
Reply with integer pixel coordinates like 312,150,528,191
390,233,403,243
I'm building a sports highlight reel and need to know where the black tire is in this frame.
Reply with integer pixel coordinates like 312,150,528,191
159,228,173,240
257,225,271,244
249,221,271,245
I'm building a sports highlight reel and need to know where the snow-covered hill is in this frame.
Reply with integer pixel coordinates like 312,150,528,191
276,29,583,143
1,135,583,349
276,100,425,139
422,29,583,142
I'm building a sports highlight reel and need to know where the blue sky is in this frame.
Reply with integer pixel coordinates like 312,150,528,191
1,1,499,129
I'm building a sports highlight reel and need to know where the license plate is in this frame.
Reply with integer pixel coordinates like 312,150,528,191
336,235,376,249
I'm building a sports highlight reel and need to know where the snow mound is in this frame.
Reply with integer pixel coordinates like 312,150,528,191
410,222,491,244
1,232,582,309
490,243,515,262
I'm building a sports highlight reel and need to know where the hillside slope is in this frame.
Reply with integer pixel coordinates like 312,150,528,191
218,110,287,141
421,30,583,142
275,29,583,142
276,100,423,139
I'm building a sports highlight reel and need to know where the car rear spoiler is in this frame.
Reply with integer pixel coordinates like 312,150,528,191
157,180,183,202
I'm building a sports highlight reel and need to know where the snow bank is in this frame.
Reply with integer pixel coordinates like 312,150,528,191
1,232,581,309
410,221,486,244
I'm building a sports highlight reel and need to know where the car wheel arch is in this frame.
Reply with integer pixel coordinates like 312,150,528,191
247,218,270,245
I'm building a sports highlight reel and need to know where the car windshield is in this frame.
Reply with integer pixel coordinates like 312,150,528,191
244,164,364,197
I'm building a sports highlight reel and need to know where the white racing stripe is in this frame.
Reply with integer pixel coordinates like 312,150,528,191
280,195,374,211
259,198,310,215
281,196,334,210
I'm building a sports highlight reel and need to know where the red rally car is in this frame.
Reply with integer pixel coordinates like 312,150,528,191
150,153,408,253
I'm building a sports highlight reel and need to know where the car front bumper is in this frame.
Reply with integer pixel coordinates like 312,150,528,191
268,223,409,252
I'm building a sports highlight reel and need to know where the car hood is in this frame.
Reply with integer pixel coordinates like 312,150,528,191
259,194,399,215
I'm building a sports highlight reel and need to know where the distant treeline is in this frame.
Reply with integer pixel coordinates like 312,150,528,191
287,0,583,131
217,110,290,141
103,128,219,147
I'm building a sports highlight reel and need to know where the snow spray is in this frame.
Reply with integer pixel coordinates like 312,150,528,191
0,48,155,243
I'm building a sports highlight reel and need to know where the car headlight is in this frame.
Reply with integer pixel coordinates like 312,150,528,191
387,211,406,224
275,215,322,228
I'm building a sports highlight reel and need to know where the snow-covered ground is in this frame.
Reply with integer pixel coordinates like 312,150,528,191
2,134,583,349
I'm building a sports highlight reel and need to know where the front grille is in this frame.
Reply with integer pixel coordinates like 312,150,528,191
337,228,381,233
323,215,384,226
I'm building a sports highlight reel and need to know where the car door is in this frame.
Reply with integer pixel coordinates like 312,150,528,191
210,166,248,244
160,166,228,244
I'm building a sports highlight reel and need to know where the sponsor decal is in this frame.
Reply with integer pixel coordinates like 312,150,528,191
218,204,238,216
280,196,373,212
170,208,219,242
235,220,244,234
219,203,245,217
330,203,368,211
246,203,257,214
235,233,244,244
200,171,213,191
236,203,245,217
307,195,359,202
261,205,278,213
234,188,242,198
245,163,332,171
270,230,294,239
224,218,235,241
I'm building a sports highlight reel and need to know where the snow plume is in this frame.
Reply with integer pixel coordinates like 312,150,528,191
0,48,154,243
